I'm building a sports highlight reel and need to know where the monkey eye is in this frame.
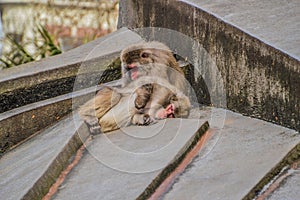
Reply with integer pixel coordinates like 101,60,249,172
141,52,149,58
170,95,178,101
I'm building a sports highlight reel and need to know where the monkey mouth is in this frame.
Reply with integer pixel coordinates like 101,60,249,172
167,113,175,118
130,68,139,80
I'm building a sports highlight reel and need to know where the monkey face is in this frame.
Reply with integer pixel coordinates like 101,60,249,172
170,94,191,118
121,49,156,81
155,104,175,119
120,42,176,86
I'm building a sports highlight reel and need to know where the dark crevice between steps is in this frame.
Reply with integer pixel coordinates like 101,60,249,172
0,76,76,113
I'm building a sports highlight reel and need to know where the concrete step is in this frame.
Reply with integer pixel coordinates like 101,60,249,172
0,80,120,156
31,109,300,200
51,116,210,200
1,107,298,200
0,106,209,200
0,114,89,200
163,111,299,200
267,168,300,200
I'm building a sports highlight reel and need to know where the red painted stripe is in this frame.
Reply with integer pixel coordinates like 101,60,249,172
256,160,300,200
42,137,91,200
149,128,214,200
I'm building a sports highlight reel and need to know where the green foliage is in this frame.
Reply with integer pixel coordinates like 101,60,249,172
0,24,62,68
37,25,62,56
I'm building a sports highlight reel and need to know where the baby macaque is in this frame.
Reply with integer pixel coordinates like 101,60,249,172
79,41,190,134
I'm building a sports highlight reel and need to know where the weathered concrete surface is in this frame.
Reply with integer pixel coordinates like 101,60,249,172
0,104,207,200
267,169,300,200
53,117,209,200
0,93,72,155
163,111,300,200
0,114,89,200
190,0,300,60
0,106,298,200
118,0,300,131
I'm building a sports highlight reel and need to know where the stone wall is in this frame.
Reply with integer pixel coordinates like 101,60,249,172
118,0,300,131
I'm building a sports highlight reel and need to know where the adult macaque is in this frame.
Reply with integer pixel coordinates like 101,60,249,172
79,41,190,134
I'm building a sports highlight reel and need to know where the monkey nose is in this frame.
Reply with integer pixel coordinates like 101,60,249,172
127,63,137,69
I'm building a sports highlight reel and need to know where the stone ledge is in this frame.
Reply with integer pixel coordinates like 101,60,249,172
187,0,300,60
52,116,210,200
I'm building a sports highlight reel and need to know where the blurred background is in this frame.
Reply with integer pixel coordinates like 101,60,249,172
0,0,119,69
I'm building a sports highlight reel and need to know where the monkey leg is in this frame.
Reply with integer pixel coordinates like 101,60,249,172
78,86,122,135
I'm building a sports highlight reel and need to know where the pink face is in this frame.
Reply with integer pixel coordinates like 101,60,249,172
123,50,152,81
156,104,175,119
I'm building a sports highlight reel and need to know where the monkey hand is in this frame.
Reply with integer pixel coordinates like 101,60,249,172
132,113,156,126
134,84,153,109
83,116,102,135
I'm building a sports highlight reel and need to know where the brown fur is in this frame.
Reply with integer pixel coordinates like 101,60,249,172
79,42,190,134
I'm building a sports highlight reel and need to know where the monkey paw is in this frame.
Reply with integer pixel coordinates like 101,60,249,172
135,98,147,109
143,84,153,92
134,84,153,109
141,114,156,126
132,114,156,126
84,118,102,135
